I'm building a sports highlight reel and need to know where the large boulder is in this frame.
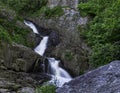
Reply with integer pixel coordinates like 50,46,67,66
56,60,120,93
0,42,50,92
0,42,42,72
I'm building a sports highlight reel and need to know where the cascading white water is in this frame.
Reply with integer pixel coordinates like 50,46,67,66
24,19,48,56
24,20,72,87
24,20,39,34
34,36,49,56
47,58,72,87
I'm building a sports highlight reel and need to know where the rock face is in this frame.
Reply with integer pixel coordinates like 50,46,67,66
56,60,120,93
0,42,42,72
29,0,90,76
0,42,51,92
47,0,79,9
0,69,50,93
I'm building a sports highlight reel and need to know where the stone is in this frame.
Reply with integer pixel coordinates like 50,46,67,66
0,69,50,93
47,0,79,9
17,87,35,93
0,89,9,93
56,60,120,93
0,42,42,72
29,6,89,76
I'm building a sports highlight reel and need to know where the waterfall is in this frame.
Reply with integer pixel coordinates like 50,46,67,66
47,58,72,87
34,36,49,56
24,20,39,34
24,20,72,87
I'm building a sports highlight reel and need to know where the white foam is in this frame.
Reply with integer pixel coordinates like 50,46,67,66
34,36,49,56
24,20,72,87
47,58,72,87
24,20,39,34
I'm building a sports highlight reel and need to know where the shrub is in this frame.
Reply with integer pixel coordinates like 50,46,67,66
1,0,47,15
0,16,30,46
0,25,11,43
78,0,120,68
44,6,64,18
35,85,56,93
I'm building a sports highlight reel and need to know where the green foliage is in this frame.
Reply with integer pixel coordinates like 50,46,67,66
78,0,115,16
90,43,120,67
64,50,74,61
1,0,47,15
31,6,64,18
0,15,30,46
78,0,120,68
44,6,64,18
0,25,11,43
35,85,56,93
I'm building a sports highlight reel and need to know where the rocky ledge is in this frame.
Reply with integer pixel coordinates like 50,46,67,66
0,42,50,92
56,60,120,93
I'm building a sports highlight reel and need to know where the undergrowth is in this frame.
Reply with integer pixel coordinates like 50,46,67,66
78,0,120,68
35,85,56,93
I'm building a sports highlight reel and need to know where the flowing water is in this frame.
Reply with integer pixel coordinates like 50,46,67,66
24,20,39,34
34,36,49,56
47,58,72,87
24,20,72,87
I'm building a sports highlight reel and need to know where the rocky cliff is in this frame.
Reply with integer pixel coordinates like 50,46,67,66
0,0,90,92
28,0,90,76
0,42,51,92
1,0,90,76
0,0,120,92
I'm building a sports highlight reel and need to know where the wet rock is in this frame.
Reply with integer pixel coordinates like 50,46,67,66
56,60,120,93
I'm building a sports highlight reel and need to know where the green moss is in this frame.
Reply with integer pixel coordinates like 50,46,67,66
90,43,120,68
78,0,120,68
0,15,31,46
64,50,74,61
0,1,38,47
44,6,64,18
0,25,12,43
1,0,47,16
79,69,84,75
35,85,56,93
27,5,64,18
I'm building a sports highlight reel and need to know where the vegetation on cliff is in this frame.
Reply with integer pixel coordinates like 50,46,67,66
35,85,56,93
0,0,63,46
1,0,47,16
78,0,120,68
0,1,60,92
0,0,47,46
1,0,120,92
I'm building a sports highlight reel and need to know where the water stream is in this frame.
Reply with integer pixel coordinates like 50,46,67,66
24,20,72,87
34,36,49,56
47,58,72,87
